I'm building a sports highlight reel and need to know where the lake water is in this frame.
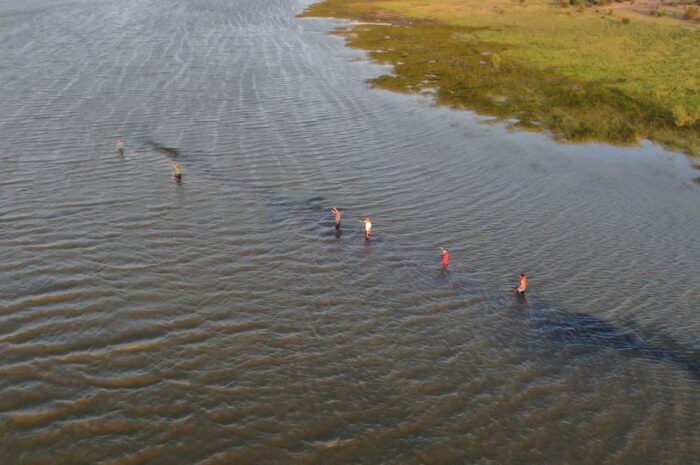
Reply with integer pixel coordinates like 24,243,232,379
1,0,699,463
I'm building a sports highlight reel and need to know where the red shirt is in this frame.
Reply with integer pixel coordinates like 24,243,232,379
442,253,450,267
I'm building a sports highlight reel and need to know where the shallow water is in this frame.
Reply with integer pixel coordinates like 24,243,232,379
1,0,699,463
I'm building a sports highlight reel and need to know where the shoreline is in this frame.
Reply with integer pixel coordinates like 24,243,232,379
298,0,700,162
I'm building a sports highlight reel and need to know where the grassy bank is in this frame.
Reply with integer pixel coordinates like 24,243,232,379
299,0,700,156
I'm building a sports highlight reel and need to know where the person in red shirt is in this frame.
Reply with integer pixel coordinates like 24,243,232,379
441,248,450,269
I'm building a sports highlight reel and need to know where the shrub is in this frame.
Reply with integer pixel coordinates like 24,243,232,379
683,6,699,19
622,16,631,23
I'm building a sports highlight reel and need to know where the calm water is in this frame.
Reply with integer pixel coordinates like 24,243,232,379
1,0,699,463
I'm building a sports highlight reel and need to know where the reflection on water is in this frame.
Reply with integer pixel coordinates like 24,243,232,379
1,0,700,463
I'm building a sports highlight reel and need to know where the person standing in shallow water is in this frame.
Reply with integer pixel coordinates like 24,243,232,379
363,217,372,240
517,273,528,294
116,139,124,153
441,248,450,269
171,162,182,182
331,207,342,230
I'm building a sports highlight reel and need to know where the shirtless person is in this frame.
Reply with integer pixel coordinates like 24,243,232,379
363,217,372,240
331,207,342,230
116,139,124,153
517,273,528,294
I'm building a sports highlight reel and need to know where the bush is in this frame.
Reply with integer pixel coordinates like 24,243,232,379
622,17,631,23
683,6,699,19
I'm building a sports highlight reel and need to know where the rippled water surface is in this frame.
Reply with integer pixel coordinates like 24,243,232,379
2,0,700,463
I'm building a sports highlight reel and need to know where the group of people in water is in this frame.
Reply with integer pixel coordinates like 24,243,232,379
331,207,373,241
116,138,529,295
330,206,528,295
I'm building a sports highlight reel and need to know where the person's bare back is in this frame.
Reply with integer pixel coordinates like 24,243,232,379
331,207,342,230
517,273,528,294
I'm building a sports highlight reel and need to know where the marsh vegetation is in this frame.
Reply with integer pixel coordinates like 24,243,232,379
300,0,700,155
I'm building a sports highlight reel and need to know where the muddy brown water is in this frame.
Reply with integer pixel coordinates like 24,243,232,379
1,1,699,464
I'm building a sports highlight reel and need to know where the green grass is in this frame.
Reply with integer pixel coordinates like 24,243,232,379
299,0,700,156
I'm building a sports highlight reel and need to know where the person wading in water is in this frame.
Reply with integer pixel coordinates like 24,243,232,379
441,248,450,269
516,273,528,295
331,207,342,230
171,162,182,182
363,217,372,240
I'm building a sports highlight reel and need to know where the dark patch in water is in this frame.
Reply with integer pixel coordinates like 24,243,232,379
140,139,365,239
521,304,700,380
303,196,326,212
264,194,295,208
145,141,180,158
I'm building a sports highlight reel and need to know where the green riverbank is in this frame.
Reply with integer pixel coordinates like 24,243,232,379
299,0,700,159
